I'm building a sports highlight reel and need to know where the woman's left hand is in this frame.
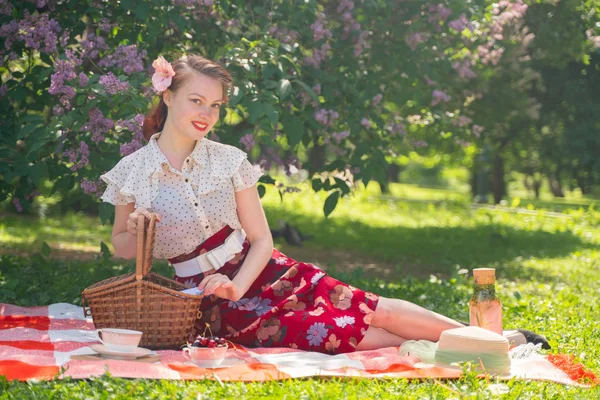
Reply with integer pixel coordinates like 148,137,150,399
198,273,241,301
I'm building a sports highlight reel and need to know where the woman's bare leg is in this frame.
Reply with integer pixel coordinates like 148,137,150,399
355,326,408,351
370,296,463,342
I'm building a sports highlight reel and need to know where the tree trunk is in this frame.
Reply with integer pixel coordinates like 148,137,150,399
308,136,326,176
533,178,542,199
575,172,588,195
548,172,565,197
492,154,506,204
380,164,401,194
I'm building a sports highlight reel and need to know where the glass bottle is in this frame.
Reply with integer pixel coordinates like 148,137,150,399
469,268,503,335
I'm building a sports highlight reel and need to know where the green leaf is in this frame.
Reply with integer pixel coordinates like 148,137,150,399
223,107,243,125
99,202,114,225
247,101,265,124
30,163,48,187
100,241,112,261
258,175,276,185
263,103,279,125
311,178,322,192
293,80,319,103
334,177,351,195
323,190,340,218
257,184,266,198
133,2,149,19
278,79,292,101
41,242,51,258
51,175,73,195
281,115,303,147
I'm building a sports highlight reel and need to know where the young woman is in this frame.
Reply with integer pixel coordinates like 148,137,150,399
100,54,549,354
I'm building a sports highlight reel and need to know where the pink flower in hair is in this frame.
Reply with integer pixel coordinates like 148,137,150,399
151,56,175,93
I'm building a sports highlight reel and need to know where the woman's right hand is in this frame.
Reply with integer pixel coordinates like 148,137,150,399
126,208,162,236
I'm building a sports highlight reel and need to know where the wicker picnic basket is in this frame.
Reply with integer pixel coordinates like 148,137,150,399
81,214,203,350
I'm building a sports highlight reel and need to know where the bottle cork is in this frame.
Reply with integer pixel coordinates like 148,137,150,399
473,268,496,285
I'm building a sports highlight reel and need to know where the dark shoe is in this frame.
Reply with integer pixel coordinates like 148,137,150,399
518,329,551,350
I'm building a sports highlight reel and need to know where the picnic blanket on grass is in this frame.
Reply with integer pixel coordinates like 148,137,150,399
1,303,597,386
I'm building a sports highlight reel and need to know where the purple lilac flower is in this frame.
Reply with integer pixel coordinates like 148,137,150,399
99,72,130,95
78,72,89,87
98,44,147,74
313,84,321,95
388,122,406,136
80,33,109,60
81,178,98,194
314,109,339,127
283,156,300,176
116,114,145,156
267,25,299,45
472,124,484,137
48,51,81,110
361,118,372,129
311,13,332,41
5,10,62,54
428,4,452,23
331,131,350,144
26,190,41,201
303,43,331,68
454,115,472,127
455,138,472,148
225,19,241,30
0,0,12,16
406,32,427,50
63,141,90,171
12,198,23,212
336,0,354,13
372,93,383,107
240,133,255,151
80,107,114,143
413,140,429,148
448,13,471,32
307,322,328,346
354,30,370,57
452,59,476,80
431,89,451,106
52,105,64,116
98,18,113,33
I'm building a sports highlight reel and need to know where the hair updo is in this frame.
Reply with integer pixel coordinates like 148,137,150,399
142,53,233,141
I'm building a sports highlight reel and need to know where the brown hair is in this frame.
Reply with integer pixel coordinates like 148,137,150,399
142,53,233,140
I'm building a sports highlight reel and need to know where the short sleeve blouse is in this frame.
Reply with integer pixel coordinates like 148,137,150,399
99,132,263,259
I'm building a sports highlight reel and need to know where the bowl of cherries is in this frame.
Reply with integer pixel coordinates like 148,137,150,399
182,333,229,368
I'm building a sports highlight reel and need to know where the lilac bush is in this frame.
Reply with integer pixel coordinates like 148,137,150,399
3,0,590,217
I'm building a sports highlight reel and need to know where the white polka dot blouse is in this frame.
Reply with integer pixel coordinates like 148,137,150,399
100,132,264,259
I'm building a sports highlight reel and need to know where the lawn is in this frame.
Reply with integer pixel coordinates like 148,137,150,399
1,182,599,399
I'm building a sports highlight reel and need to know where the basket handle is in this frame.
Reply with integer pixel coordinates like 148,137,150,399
135,213,157,281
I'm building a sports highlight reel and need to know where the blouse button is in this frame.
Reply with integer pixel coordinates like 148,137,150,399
185,178,189,183
194,202,198,206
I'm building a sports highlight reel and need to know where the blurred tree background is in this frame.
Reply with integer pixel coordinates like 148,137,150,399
1,0,599,220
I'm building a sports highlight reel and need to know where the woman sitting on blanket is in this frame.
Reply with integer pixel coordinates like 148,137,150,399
100,54,549,354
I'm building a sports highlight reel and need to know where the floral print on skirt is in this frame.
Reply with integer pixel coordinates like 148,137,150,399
170,225,379,354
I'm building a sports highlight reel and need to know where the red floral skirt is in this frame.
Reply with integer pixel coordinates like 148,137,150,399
170,226,379,354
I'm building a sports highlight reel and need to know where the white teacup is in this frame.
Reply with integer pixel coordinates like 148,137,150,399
96,328,143,352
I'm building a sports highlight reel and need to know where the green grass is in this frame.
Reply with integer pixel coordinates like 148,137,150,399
1,182,599,399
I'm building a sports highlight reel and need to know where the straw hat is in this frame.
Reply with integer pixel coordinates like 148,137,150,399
434,326,511,375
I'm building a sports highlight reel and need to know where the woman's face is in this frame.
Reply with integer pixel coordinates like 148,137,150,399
164,73,224,141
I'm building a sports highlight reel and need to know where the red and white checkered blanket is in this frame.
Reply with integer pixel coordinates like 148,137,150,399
1,303,597,386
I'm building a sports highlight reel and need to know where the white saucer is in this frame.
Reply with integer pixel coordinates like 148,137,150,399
90,344,153,360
